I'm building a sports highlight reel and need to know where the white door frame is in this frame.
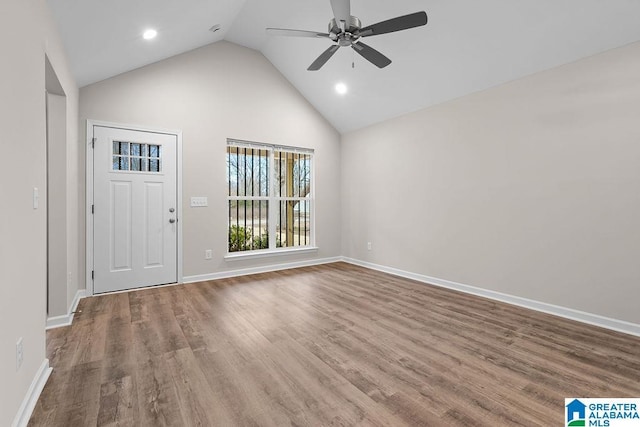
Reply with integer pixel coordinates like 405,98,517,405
85,120,183,296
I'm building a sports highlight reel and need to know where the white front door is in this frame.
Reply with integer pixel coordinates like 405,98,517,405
92,125,178,293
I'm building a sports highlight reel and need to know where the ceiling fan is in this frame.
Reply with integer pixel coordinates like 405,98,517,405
266,0,428,71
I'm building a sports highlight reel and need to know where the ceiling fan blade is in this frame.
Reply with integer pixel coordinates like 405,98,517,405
330,0,351,25
359,11,427,37
308,45,340,71
351,42,392,68
266,28,330,39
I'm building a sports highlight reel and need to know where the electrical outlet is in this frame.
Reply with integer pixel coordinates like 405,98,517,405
16,337,23,371
67,272,72,285
205,249,212,260
367,242,372,251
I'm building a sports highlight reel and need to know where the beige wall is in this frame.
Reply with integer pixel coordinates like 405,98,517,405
46,93,68,317
44,13,82,319
0,0,79,424
80,41,342,278
342,41,640,325
2,3,638,420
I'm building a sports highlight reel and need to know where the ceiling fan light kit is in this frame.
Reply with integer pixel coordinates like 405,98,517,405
266,0,427,71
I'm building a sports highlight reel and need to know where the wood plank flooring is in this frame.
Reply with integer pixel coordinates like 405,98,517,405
29,262,640,426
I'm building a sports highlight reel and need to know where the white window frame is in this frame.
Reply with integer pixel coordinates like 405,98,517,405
225,139,316,260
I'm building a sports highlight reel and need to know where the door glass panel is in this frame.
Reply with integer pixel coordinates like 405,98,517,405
112,141,162,173
120,157,129,171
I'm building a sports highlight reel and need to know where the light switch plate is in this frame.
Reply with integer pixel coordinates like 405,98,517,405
190,197,208,207
16,337,23,371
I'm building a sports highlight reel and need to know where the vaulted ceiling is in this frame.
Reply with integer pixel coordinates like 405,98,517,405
48,0,640,132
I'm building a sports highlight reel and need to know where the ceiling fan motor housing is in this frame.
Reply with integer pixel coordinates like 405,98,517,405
329,16,362,45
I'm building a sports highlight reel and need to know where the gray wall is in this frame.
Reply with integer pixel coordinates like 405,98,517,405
0,0,79,424
3,4,640,421
46,93,68,317
342,41,640,325
80,41,342,278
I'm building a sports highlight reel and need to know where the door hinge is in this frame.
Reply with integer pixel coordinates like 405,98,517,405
91,137,96,148
91,270,94,280
91,204,94,214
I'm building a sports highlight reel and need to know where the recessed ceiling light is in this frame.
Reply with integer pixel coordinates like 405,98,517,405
143,29,157,40
335,82,347,95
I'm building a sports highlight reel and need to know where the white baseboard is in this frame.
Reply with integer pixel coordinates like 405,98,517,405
46,289,87,330
12,359,52,427
342,257,640,338
183,256,343,284
60,257,640,338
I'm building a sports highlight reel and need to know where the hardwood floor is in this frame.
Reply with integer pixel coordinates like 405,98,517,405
29,262,640,426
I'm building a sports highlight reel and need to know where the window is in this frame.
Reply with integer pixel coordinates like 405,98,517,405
227,140,313,253
112,141,161,172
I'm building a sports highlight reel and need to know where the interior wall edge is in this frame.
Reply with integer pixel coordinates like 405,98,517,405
45,289,87,330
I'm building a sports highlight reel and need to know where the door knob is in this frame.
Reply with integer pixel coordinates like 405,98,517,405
169,218,176,224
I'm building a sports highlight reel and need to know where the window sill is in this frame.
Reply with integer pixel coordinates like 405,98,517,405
224,246,319,261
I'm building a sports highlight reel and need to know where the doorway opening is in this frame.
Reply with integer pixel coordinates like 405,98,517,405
45,56,67,319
